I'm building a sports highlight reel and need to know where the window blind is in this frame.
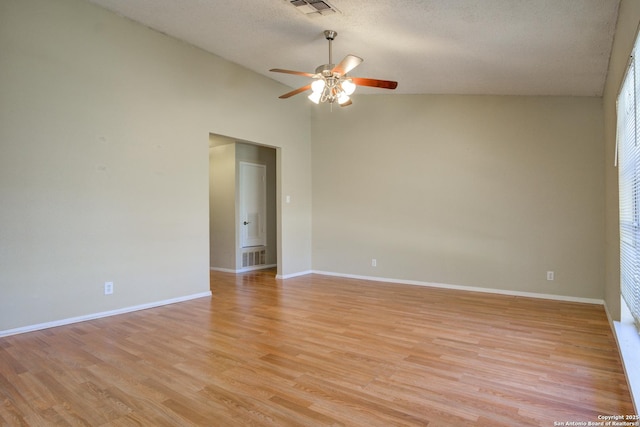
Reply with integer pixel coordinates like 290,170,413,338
619,50,640,328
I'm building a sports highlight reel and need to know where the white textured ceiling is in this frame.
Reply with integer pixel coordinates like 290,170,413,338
87,0,619,96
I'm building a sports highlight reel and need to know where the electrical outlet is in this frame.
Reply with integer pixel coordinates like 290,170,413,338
546,271,554,281
371,258,377,267
104,281,114,295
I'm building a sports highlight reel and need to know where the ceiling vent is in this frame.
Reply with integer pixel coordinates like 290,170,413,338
288,0,340,17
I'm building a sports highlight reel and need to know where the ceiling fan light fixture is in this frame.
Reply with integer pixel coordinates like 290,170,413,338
308,91,322,104
270,29,397,108
341,79,356,95
337,92,350,105
311,79,326,93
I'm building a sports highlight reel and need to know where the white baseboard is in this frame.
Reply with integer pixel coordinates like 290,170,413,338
0,291,212,338
210,264,277,274
311,270,605,305
276,270,313,280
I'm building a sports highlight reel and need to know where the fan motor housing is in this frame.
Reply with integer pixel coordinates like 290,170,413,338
315,64,335,77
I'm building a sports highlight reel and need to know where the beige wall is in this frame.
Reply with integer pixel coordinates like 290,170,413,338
312,95,605,299
1,0,626,333
603,0,640,320
0,0,312,332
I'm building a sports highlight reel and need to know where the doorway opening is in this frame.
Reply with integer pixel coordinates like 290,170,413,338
209,133,278,274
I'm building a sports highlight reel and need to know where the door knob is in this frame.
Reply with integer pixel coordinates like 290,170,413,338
243,221,250,225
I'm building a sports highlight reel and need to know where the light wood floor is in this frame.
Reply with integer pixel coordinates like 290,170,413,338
0,269,634,426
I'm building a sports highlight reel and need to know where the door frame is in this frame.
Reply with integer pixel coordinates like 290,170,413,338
208,133,280,275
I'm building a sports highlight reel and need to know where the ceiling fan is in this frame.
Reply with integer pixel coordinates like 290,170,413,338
270,30,398,107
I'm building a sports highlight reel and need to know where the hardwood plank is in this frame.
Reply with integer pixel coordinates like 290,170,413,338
0,269,634,425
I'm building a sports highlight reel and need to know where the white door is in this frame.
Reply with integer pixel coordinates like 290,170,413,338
239,162,266,248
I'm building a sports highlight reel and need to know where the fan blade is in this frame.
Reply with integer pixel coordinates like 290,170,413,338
270,68,315,78
340,99,353,107
351,77,398,90
332,55,363,76
279,84,312,99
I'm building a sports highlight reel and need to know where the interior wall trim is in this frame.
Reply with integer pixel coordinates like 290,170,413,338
276,270,313,280
311,270,605,305
210,264,277,274
0,291,212,338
